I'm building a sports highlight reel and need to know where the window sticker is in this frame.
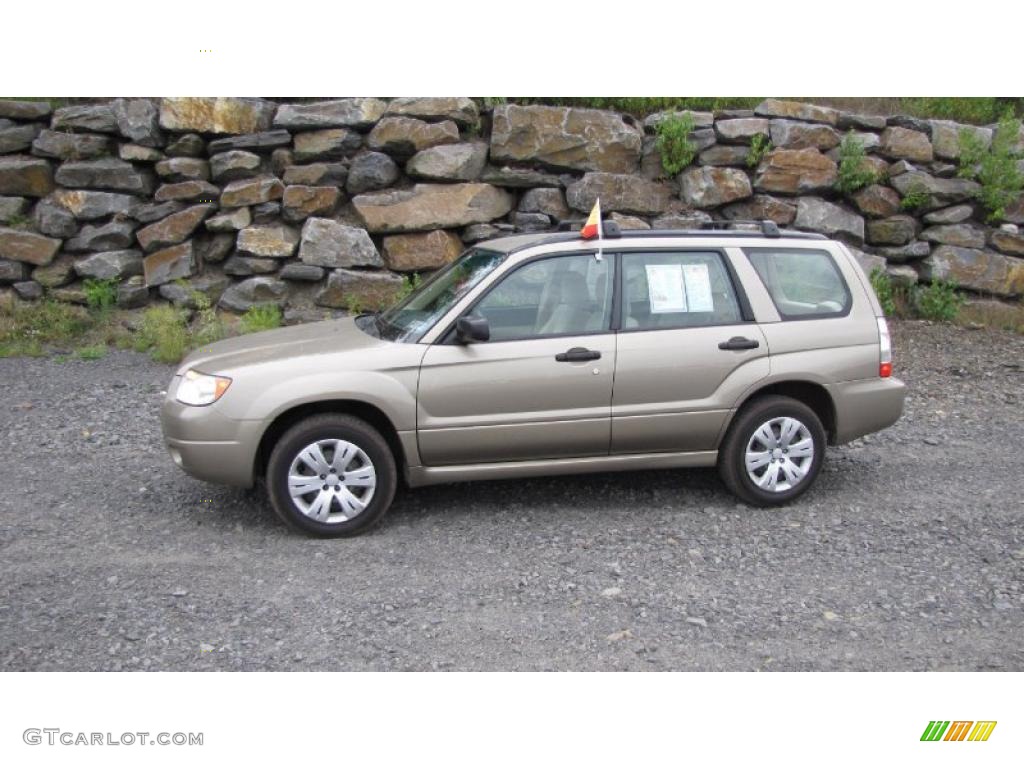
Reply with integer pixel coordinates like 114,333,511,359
645,264,686,313
682,263,714,312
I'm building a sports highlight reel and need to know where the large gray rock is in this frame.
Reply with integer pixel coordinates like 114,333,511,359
0,227,61,265
66,219,137,252
793,197,865,243
110,98,163,147
519,188,571,220
480,165,564,188
353,183,513,233
346,152,399,194
406,142,488,181
207,130,292,154
848,246,886,276
237,224,300,258
218,276,289,312
0,101,52,120
878,127,934,162
924,204,974,224
0,156,54,197
754,149,838,195
31,256,76,287
136,204,214,252
513,212,550,232
293,128,362,162
159,97,276,134
866,215,919,246
165,133,205,157
990,229,1024,257
155,157,209,182
279,263,326,282
51,105,118,134
721,195,797,225
223,255,280,276
770,119,840,151
73,249,143,280
877,241,931,262
154,180,220,203
116,276,150,309
298,218,382,268
920,245,1024,297
851,184,901,218
714,118,770,143
838,112,887,131
33,198,78,237
367,117,459,156
678,166,752,209
51,188,135,220
210,150,261,182
143,240,195,286
283,162,349,187
921,224,986,249
930,120,992,161
32,129,112,160
55,158,154,195
0,259,30,283
566,172,671,215
131,200,184,224
274,99,387,130
282,185,340,222
385,97,479,127
755,99,839,125
0,196,28,221
0,123,42,154
382,229,462,271
490,104,642,173
220,176,284,208
194,232,235,264
889,171,980,210
315,268,404,311
697,145,750,167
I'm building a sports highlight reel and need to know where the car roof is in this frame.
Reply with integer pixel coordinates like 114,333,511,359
477,228,830,254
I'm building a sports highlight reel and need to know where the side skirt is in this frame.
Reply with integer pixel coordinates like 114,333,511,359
406,450,718,488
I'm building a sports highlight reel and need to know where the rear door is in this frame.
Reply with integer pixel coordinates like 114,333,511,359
417,251,617,465
611,249,769,453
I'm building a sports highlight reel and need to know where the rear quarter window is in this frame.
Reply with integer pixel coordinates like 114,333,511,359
744,248,851,320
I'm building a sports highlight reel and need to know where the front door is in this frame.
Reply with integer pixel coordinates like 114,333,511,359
611,249,769,453
417,251,616,466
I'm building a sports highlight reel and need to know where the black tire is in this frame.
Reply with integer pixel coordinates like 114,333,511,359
717,395,826,507
266,413,397,537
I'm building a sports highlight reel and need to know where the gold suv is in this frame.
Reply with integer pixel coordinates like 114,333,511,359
161,222,905,537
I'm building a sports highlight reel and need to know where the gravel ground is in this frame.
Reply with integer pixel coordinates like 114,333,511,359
1,320,1022,671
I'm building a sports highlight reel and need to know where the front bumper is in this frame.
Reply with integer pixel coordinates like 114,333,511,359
160,378,263,488
827,376,907,444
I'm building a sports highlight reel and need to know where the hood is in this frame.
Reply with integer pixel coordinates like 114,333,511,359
176,317,388,375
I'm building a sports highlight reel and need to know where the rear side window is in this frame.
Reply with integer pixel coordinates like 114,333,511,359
621,251,743,330
744,248,851,319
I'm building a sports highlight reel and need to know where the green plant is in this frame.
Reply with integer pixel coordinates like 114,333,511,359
82,278,119,312
746,134,772,169
395,273,422,303
134,305,189,363
869,268,897,317
900,182,931,212
76,344,107,360
0,299,91,357
3,213,31,229
834,131,878,195
914,279,965,322
344,295,364,315
239,303,282,334
654,112,698,176
191,290,227,346
957,115,1024,222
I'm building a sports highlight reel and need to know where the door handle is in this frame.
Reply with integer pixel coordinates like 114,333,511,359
718,336,760,351
555,347,602,362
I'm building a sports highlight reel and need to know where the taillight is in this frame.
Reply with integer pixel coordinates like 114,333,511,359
877,317,892,377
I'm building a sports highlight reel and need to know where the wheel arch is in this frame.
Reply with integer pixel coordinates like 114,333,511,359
723,380,838,446
254,399,407,481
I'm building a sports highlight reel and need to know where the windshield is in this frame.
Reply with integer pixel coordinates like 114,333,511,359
374,248,507,342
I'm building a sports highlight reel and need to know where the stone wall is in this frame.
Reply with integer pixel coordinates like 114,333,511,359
1,96,1022,322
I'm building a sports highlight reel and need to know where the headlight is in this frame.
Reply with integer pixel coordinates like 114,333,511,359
176,369,232,406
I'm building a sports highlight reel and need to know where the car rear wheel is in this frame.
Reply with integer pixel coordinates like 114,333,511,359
267,414,397,537
717,395,826,507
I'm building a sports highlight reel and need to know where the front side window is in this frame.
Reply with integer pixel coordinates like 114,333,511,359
375,248,506,342
621,251,742,330
475,253,613,341
745,248,851,319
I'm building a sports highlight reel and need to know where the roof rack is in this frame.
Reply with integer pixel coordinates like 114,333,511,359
553,218,826,241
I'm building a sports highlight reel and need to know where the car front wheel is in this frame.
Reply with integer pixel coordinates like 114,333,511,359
717,395,826,507
266,414,397,537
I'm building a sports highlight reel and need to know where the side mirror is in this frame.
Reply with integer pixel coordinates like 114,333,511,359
455,314,490,343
